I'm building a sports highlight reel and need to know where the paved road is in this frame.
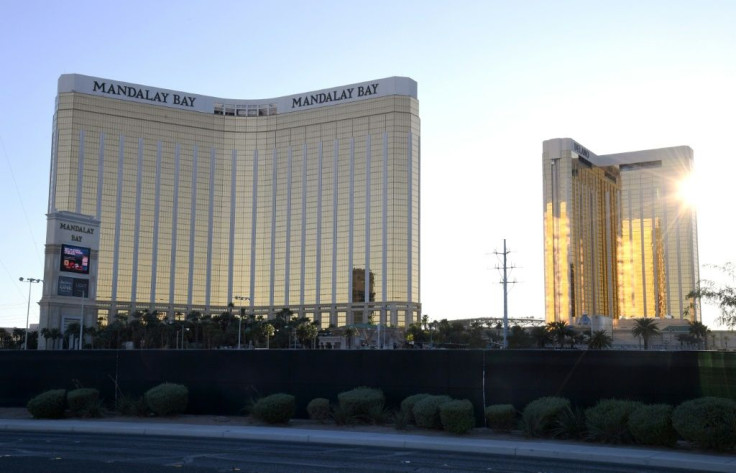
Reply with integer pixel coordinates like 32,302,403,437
0,431,713,473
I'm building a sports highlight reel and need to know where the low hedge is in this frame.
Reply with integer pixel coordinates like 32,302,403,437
672,397,736,451
413,395,452,429
144,383,188,416
628,404,677,447
484,404,516,432
585,399,644,444
337,387,384,419
400,393,430,424
27,389,67,419
521,396,570,438
67,388,101,418
439,399,475,434
306,397,331,422
252,393,295,424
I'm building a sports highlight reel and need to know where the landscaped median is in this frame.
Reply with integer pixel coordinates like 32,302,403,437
19,383,736,455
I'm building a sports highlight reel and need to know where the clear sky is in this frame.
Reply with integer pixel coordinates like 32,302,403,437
1,0,735,330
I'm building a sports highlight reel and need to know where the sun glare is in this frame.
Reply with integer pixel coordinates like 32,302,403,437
677,173,700,208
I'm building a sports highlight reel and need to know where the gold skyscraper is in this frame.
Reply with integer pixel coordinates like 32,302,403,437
543,138,699,323
39,74,420,344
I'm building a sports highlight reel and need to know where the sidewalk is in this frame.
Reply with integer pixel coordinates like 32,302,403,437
1,416,734,472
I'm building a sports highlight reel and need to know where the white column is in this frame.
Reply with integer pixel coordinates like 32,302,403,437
205,148,216,309
227,149,237,305
249,150,259,307
76,130,84,213
316,142,323,308
285,147,293,305
187,146,199,309
130,138,143,306
95,133,105,220
111,135,125,305
270,148,278,307
300,144,307,306
150,141,162,308
168,144,181,309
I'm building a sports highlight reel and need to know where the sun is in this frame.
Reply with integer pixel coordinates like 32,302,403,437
677,173,700,209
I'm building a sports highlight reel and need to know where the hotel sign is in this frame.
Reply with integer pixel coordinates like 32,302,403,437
573,141,591,159
59,74,417,115
291,84,379,109
93,81,197,107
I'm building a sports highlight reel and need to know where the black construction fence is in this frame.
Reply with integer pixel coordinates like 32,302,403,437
1,350,734,422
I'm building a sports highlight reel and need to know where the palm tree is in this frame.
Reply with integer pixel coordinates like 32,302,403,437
49,328,62,350
547,321,572,348
631,318,660,350
588,330,613,350
263,323,275,349
64,322,81,349
344,326,358,349
40,328,52,349
296,322,319,349
530,326,551,348
688,321,710,349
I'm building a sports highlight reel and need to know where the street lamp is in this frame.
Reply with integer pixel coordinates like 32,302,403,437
234,296,251,349
79,290,87,350
19,277,42,350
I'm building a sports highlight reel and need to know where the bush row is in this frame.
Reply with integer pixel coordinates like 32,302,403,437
27,383,736,451
27,383,188,419
487,396,736,452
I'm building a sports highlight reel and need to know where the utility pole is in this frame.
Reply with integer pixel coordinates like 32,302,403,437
494,239,516,349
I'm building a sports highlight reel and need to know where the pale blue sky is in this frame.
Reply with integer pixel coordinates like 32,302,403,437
1,0,735,329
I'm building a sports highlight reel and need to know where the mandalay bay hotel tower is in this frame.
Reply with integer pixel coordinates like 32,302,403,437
543,138,700,325
38,74,420,346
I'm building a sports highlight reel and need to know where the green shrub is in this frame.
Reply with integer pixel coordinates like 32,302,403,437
672,397,736,451
306,397,331,422
551,405,587,440
331,403,357,426
367,403,393,425
67,388,101,418
484,404,516,432
337,387,385,419
628,404,677,447
252,393,296,424
27,389,67,419
400,393,430,424
585,399,644,444
116,393,148,416
393,407,410,430
412,395,452,429
440,399,476,434
521,396,570,438
144,383,188,416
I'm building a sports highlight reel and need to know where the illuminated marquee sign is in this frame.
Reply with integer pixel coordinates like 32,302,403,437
60,244,90,274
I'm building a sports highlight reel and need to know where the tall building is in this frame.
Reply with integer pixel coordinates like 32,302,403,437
543,138,699,324
39,74,420,346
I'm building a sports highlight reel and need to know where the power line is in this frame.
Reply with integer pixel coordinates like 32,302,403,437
0,133,43,267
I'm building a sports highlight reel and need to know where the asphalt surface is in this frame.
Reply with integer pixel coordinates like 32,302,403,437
0,417,734,472
0,430,716,473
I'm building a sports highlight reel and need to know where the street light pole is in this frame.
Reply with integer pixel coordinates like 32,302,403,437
234,296,251,349
79,290,86,350
19,277,42,350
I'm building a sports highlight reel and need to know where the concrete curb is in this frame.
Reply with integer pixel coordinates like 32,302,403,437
2,419,735,472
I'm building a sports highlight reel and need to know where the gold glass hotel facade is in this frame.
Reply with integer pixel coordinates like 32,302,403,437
543,138,700,324
39,74,420,342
